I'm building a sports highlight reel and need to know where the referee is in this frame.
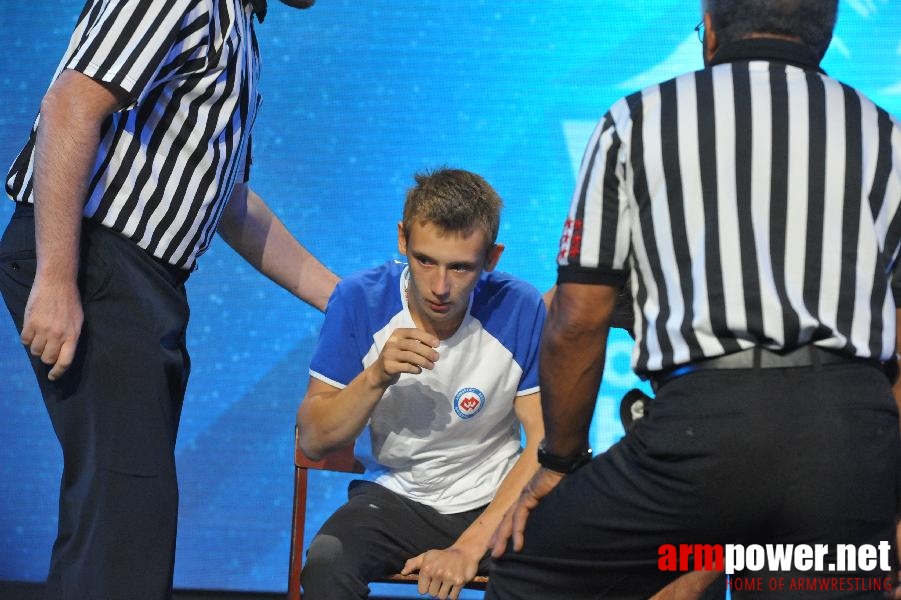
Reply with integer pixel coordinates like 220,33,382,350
488,0,901,598
0,1,334,599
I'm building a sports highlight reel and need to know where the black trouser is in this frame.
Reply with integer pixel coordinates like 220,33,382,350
301,480,489,599
487,364,900,599
0,204,190,600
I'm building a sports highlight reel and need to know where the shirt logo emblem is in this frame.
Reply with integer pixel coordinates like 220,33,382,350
453,387,485,419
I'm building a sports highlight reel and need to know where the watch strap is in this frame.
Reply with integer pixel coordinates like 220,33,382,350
537,440,592,474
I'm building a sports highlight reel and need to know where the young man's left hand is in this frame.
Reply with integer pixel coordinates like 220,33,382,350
401,544,481,600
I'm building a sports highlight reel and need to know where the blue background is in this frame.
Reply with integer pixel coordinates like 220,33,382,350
1,0,900,595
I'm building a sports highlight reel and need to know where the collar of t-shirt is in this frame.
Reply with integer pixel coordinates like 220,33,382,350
710,38,826,75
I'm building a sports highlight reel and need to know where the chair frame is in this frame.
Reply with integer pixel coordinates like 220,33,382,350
288,428,488,599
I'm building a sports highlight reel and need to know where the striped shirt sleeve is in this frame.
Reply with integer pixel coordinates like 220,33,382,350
556,103,632,288
65,0,209,106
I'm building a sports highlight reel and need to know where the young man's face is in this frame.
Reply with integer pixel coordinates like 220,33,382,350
398,220,503,338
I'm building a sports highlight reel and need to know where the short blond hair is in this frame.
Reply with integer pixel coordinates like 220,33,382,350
402,168,503,247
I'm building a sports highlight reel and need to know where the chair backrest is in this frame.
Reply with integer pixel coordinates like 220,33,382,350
287,427,488,599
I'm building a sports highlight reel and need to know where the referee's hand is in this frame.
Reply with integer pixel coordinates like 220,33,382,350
489,468,565,557
21,277,83,381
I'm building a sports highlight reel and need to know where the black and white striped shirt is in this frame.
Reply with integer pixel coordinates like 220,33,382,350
557,39,901,373
5,0,261,270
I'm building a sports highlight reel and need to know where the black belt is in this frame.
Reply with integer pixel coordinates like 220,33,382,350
650,345,891,391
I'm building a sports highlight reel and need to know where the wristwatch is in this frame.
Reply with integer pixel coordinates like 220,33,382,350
536,439,592,474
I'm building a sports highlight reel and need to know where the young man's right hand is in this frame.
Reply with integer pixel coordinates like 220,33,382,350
369,327,439,387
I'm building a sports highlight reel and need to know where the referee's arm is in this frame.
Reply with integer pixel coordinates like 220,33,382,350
23,69,128,381
217,183,339,312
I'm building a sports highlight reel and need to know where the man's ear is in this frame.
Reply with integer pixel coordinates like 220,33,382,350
704,12,719,65
397,222,407,256
484,244,505,272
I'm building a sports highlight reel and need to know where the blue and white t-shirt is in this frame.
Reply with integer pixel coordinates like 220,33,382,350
309,260,545,514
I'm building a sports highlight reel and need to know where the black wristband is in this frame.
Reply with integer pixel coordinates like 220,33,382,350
536,440,592,474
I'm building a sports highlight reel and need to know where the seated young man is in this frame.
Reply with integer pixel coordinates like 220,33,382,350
296,168,545,600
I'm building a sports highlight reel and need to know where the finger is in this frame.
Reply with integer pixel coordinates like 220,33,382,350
404,328,440,348
40,338,63,367
401,554,422,575
383,357,429,376
27,333,47,358
490,518,511,558
48,338,78,381
427,575,445,598
511,504,532,552
398,347,438,369
383,343,439,370
390,327,439,350
489,536,506,558
385,349,437,373
449,583,462,600
490,508,516,557
436,579,455,600
397,337,440,363
20,321,36,346
417,571,431,595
